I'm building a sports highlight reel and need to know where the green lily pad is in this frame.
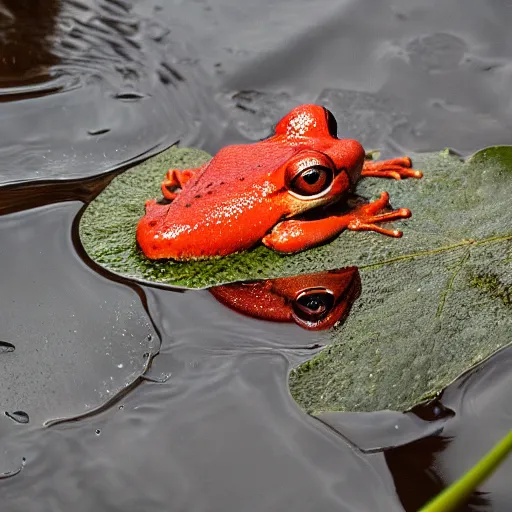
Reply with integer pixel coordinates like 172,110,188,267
80,144,511,411
289,146,512,413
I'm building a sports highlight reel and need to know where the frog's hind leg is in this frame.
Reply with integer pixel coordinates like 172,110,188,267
262,192,411,254
161,168,197,200
362,157,423,180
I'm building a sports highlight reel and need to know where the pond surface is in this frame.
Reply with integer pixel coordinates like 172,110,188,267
1,0,511,510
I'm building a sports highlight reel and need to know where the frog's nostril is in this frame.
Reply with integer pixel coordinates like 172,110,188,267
323,107,338,138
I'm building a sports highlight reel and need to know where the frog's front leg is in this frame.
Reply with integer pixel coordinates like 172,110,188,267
161,168,198,200
362,157,423,180
262,192,410,253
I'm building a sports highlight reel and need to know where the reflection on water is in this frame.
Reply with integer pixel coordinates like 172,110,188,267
380,346,512,510
0,0,226,185
0,0,61,92
210,267,361,330
385,430,491,511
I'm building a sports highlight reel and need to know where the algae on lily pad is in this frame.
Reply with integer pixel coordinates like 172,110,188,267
80,144,511,411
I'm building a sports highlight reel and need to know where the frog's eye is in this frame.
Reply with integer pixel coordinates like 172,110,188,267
286,153,335,198
292,288,335,324
290,165,332,196
323,107,338,138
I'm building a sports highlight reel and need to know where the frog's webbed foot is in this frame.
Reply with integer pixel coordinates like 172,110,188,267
161,168,197,200
262,192,411,253
344,192,411,236
362,157,423,180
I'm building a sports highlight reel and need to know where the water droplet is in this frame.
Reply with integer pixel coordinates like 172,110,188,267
5,411,29,424
87,127,111,136
0,341,15,353
114,91,145,101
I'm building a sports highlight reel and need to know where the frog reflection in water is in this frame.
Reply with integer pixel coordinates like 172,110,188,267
137,104,422,261
210,267,361,331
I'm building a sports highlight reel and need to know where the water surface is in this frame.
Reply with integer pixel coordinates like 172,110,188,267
1,0,511,510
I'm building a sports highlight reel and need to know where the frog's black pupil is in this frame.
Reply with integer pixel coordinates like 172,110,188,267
292,290,335,323
324,107,338,138
302,168,320,185
296,292,334,314
304,297,321,311
297,294,324,311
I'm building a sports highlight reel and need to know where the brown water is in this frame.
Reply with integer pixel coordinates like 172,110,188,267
1,0,511,510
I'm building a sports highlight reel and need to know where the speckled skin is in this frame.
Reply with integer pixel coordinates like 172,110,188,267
209,267,362,331
137,104,421,260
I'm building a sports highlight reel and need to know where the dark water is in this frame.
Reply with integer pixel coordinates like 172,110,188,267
1,0,511,510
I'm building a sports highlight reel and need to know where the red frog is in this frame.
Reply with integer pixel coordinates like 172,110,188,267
209,267,361,331
137,104,422,260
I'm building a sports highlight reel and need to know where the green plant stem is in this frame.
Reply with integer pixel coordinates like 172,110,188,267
420,430,512,512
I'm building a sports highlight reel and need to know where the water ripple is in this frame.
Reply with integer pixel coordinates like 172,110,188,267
0,0,221,186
